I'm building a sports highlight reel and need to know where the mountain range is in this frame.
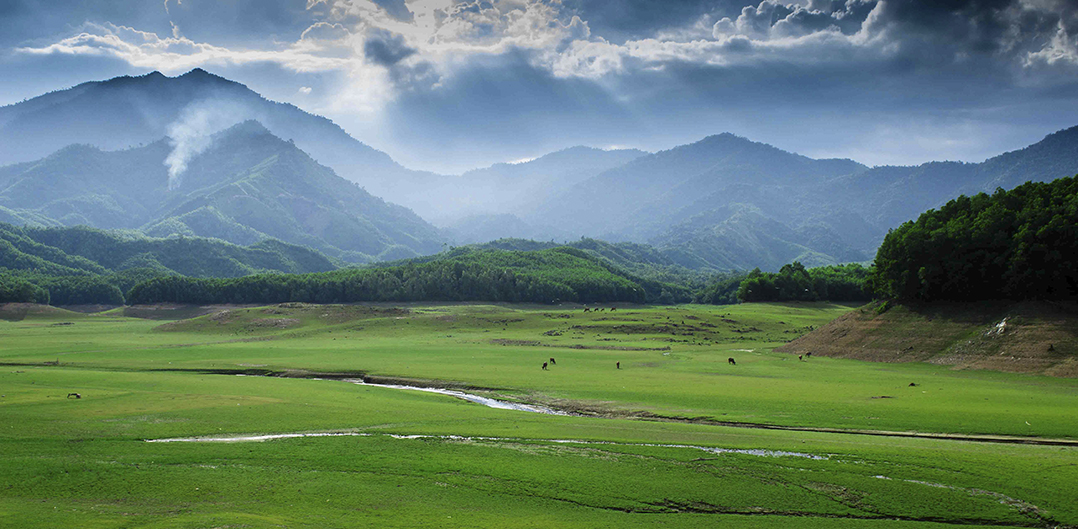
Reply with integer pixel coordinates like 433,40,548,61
2,69,1077,273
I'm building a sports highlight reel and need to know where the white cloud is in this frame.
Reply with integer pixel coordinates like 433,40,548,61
17,21,350,74
14,0,1078,115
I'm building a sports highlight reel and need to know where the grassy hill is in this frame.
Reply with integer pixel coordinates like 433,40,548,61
777,300,1078,377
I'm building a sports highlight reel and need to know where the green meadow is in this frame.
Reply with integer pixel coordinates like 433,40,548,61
1,302,1076,528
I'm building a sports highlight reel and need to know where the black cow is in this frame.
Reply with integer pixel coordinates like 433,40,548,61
542,362,548,370
67,393,81,399
549,357,556,366
728,358,736,365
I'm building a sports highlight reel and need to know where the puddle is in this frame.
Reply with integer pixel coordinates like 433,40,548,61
347,379,571,416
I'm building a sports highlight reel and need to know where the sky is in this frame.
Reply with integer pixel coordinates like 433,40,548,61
1,0,1078,174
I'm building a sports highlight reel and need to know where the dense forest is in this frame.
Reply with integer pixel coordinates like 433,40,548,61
0,222,339,305
127,248,693,305
734,262,873,302
870,176,1078,301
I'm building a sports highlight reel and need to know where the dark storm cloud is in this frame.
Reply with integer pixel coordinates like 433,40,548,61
861,0,1045,56
363,28,417,66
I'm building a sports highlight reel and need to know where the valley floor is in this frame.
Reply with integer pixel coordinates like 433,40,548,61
1,302,1075,528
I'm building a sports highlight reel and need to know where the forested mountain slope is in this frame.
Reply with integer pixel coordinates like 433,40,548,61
0,220,342,306
1,221,338,278
0,121,443,262
0,69,449,216
525,128,1078,272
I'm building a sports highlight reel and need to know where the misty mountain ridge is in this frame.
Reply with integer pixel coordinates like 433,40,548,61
0,69,397,170
0,69,656,224
0,120,441,262
517,126,1078,272
4,69,1078,274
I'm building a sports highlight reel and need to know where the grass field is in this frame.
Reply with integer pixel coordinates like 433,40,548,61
1,301,1076,528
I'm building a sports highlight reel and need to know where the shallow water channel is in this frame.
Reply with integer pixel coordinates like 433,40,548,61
344,379,570,415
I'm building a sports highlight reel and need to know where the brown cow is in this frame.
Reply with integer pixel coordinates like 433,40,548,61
549,357,556,366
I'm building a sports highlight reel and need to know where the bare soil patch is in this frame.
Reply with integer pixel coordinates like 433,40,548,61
778,301,1078,377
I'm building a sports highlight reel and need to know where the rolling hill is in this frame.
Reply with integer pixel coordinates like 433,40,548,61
1,221,338,279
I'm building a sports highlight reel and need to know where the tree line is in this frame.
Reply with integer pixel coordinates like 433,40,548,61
694,262,873,304
127,249,691,305
870,176,1078,301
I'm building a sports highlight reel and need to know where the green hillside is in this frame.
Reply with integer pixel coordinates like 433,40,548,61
128,247,693,305
871,176,1078,301
0,221,340,305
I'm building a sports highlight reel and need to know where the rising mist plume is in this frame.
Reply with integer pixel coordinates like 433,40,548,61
164,100,253,190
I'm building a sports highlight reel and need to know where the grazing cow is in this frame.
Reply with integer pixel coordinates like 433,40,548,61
728,357,736,365
798,354,803,361
610,307,617,312
616,361,620,369
549,357,556,366
583,307,590,312
542,362,548,370
67,393,81,399
908,382,918,387
806,352,812,358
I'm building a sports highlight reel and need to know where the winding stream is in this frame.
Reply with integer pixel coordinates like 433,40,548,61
345,379,570,415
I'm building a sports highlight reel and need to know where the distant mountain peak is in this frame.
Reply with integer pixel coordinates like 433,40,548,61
218,119,274,138
0,68,404,178
181,67,212,78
